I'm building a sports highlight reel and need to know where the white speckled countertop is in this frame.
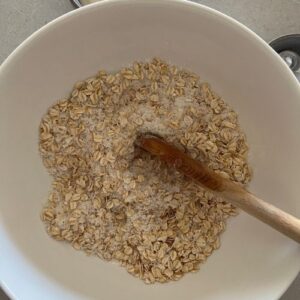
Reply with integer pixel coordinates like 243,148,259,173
0,1,299,299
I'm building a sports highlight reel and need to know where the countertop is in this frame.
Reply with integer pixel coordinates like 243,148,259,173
0,0,299,299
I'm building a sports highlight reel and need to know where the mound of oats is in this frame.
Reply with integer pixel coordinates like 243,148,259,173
40,58,251,283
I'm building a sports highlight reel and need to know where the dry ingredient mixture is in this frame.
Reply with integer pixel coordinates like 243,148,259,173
40,58,251,283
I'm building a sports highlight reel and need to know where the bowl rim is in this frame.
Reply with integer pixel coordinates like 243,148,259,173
0,0,299,299
1,0,299,89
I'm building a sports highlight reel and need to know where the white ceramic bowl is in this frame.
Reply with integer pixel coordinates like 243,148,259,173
0,1,300,299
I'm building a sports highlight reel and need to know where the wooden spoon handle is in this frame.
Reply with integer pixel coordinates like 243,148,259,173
221,184,300,243
137,135,300,243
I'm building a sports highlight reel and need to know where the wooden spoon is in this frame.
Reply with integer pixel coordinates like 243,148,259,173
136,134,300,243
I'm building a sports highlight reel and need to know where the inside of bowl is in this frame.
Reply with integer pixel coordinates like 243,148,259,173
0,1,299,300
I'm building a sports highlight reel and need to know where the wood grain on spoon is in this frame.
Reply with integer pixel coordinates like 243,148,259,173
136,134,300,243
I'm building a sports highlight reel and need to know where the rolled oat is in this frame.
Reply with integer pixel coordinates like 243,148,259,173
39,58,251,283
